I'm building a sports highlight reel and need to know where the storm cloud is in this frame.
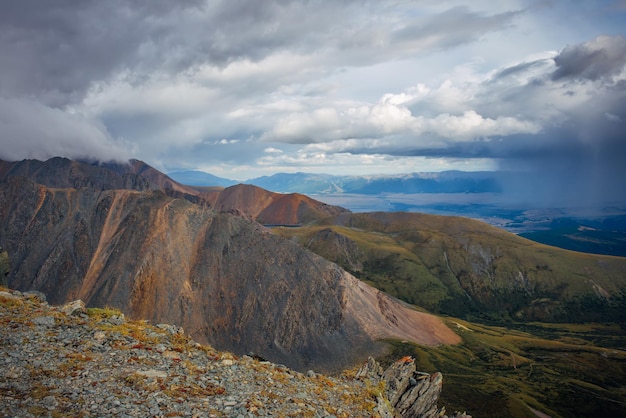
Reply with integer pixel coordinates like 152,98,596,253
0,1,625,207
552,35,626,81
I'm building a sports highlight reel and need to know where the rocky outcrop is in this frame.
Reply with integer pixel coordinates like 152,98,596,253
357,357,471,418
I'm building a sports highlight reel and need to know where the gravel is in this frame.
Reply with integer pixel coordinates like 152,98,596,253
0,289,380,417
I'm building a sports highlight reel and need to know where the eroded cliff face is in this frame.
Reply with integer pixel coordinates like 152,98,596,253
0,176,458,371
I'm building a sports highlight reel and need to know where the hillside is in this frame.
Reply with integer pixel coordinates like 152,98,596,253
202,183,348,225
272,212,626,416
0,288,470,417
0,170,458,372
381,318,626,418
272,212,626,323
0,157,348,226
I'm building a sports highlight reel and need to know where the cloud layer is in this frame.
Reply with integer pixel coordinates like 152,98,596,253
0,1,625,206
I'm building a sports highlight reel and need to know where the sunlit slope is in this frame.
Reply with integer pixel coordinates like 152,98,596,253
381,320,626,418
272,211,626,322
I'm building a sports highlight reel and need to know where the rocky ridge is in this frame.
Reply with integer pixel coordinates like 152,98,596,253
0,157,348,225
1,288,468,417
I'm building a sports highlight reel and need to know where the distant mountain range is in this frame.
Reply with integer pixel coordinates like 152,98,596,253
166,170,238,187
168,170,503,194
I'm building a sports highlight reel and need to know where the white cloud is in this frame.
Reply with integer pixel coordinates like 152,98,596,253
255,149,497,176
425,111,540,139
605,112,621,122
261,86,540,149
82,72,218,120
0,98,130,162
217,139,240,145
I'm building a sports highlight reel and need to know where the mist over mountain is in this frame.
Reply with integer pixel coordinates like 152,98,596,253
171,168,626,212
170,169,626,256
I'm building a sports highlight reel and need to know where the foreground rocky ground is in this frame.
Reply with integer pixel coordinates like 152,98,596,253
0,288,469,417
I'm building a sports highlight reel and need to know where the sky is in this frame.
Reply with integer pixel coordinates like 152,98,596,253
0,0,625,205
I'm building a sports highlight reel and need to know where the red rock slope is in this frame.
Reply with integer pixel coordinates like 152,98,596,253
0,173,458,372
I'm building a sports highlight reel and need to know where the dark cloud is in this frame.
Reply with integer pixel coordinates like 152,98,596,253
0,0,185,104
0,1,624,209
327,33,626,208
342,128,626,208
0,0,318,104
497,138,626,208
0,1,525,107
552,35,626,81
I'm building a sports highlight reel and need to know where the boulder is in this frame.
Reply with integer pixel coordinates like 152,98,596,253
357,356,471,418
60,300,87,316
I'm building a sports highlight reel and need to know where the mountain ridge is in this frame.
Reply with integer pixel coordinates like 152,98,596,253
167,169,503,195
0,158,458,372
273,211,626,323
0,157,349,225
2,157,625,416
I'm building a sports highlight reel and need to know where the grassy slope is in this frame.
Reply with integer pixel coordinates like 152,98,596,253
273,212,626,323
272,212,626,417
380,320,626,418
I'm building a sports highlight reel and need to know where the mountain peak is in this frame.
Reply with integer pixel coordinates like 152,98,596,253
0,157,349,225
